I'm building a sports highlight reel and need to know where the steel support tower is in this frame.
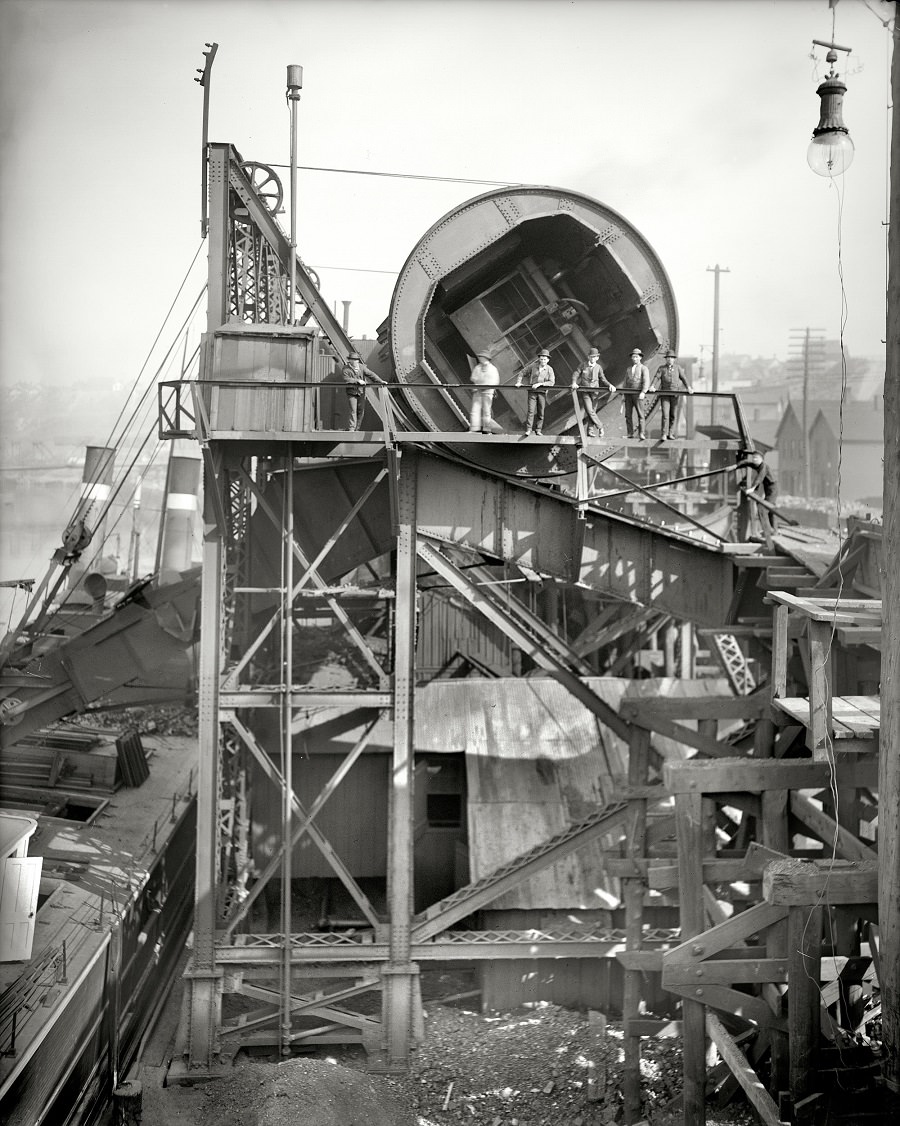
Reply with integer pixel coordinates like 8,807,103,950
167,143,754,1079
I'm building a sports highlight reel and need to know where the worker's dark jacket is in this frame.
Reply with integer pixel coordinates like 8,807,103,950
656,363,690,393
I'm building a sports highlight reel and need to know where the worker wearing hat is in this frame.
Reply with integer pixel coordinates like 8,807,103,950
655,348,692,440
623,348,651,440
515,348,555,435
468,350,503,434
735,448,779,541
340,350,387,431
571,347,616,437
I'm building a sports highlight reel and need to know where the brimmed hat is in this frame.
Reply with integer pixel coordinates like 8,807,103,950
538,349,550,358
630,348,642,356
664,349,677,359
348,351,362,361
587,347,600,358
476,350,492,361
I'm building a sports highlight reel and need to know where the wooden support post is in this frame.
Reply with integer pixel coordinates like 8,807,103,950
113,1081,143,1126
883,23,900,1091
832,785,862,957
753,716,775,759
664,623,677,676
676,790,707,1126
805,620,833,758
679,621,694,678
787,905,823,1113
760,721,790,1096
623,725,650,1124
762,792,790,1096
771,603,789,701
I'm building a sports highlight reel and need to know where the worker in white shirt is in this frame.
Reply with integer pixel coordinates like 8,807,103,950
468,351,502,433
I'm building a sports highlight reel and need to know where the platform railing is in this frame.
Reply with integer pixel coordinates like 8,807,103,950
159,378,756,451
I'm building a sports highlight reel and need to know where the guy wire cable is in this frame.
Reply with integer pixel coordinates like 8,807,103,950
100,241,207,454
797,161,858,1067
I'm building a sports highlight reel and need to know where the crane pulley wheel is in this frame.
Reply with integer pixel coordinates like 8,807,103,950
240,162,284,215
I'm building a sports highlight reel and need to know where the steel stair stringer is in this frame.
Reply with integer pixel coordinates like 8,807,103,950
708,632,757,696
435,559,595,677
416,537,634,751
411,801,633,942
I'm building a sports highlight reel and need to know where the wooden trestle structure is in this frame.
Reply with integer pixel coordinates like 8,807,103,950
158,140,894,1122
611,558,890,1125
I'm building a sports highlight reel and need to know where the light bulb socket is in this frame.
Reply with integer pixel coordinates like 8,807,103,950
812,73,850,137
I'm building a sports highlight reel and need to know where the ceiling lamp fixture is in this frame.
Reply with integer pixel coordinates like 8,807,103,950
808,42,854,178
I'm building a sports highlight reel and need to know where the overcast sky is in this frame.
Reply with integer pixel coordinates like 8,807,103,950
0,0,893,406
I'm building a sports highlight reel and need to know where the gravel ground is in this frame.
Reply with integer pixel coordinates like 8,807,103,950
140,1000,755,1126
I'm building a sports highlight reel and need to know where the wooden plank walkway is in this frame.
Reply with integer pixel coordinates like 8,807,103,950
773,694,880,741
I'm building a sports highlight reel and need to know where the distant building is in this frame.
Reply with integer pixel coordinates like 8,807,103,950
809,399,885,504
775,397,884,502
735,383,790,424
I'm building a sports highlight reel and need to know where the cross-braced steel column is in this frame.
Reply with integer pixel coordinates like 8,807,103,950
378,459,419,1071
183,469,226,1072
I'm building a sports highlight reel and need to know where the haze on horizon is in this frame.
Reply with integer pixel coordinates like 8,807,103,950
0,0,892,407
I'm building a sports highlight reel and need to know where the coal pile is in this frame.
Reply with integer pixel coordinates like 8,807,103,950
140,1000,755,1126
406,1002,679,1126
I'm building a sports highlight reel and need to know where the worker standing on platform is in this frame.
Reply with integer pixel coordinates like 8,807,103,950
468,351,503,433
656,349,692,440
735,449,779,540
516,348,555,435
341,350,386,431
623,348,651,439
571,347,616,437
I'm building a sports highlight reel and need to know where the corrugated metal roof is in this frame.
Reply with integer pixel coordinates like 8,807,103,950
304,675,732,909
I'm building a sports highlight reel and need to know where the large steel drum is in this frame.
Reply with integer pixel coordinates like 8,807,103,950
379,185,678,476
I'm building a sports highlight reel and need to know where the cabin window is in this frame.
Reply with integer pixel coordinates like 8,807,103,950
482,274,539,330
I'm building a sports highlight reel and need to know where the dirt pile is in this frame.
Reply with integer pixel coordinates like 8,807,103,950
187,1057,416,1126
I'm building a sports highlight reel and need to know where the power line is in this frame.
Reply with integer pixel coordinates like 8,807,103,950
264,161,521,188
314,264,399,276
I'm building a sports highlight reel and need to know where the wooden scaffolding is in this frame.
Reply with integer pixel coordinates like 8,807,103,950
614,589,890,1124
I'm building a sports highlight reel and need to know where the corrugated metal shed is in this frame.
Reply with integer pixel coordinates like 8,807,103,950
416,587,514,677
304,676,732,908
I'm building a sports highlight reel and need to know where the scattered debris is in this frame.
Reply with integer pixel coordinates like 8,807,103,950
141,999,757,1126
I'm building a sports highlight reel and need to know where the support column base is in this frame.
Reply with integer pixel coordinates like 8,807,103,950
165,1055,235,1086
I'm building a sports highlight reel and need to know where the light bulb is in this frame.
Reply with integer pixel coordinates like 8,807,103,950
807,131,855,177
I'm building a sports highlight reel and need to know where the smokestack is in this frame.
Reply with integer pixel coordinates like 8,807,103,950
80,446,116,509
155,440,202,579
78,445,116,566
341,300,351,334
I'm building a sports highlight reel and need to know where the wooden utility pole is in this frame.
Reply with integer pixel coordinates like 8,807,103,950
706,265,730,425
802,328,811,497
881,11,900,1096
